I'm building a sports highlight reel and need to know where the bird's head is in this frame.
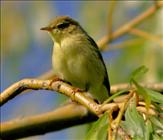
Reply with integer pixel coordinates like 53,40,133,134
41,16,81,43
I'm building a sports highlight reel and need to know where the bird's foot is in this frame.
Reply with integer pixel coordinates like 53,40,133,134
71,87,85,102
49,76,63,86
72,87,84,93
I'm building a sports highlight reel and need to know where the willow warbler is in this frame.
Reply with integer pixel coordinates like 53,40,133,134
41,16,110,103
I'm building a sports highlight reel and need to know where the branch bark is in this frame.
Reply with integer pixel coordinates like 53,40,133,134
0,79,101,115
1,80,162,139
0,103,97,140
1,78,163,108
110,83,163,93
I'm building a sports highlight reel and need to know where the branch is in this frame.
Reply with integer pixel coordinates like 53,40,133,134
97,1,163,50
111,82,163,93
0,79,101,115
129,28,163,47
107,1,117,41
1,78,163,112
1,80,162,139
1,93,160,140
0,103,97,140
104,38,144,51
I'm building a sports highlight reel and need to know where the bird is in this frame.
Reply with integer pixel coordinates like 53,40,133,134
41,16,110,103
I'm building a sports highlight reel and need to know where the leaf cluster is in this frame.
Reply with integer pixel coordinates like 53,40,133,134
85,66,163,140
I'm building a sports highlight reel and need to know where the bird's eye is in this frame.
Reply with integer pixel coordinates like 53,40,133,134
57,22,69,29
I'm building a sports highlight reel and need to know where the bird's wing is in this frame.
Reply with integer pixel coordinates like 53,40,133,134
87,36,110,96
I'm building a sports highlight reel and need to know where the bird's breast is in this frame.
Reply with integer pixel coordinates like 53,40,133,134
52,42,85,83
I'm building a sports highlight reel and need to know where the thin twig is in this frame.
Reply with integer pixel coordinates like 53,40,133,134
97,1,163,50
136,106,157,116
107,1,117,42
111,92,134,140
103,38,145,51
111,83,163,93
129,28,163,47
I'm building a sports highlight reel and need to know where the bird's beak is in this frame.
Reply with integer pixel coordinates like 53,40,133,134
40,26,53,32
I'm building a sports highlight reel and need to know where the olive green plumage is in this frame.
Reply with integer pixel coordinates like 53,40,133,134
41,16,110,103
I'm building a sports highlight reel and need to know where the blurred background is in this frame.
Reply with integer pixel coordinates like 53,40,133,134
1,1,163,140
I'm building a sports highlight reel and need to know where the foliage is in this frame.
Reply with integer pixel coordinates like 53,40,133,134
85,66,163,140
85,112,109,140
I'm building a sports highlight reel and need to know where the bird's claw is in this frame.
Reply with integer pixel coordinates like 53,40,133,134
49,76,63,86
71,87,84,102
72,87,84,93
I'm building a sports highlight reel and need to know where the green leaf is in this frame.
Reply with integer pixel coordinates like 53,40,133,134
144,119,153,140
120,98,145,138
150,116,163,130
152,134,163,140
145,88,163,104
132,79,151,110
85,112,109,140
132,136,144,140
129,65,148,83
102,89,129,105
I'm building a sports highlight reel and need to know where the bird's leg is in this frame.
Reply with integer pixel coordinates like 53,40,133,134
49,75,63,86
70,87,86,102
71,86,100,104
72,87,85,93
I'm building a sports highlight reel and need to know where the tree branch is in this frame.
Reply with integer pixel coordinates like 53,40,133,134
1,78,163,113
0,79,101,115
0,103,97,140
110,82,163,93
129,28,163,47
1,80,162,139
107,1,117,41
97,1,163,50
1,94,160,140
